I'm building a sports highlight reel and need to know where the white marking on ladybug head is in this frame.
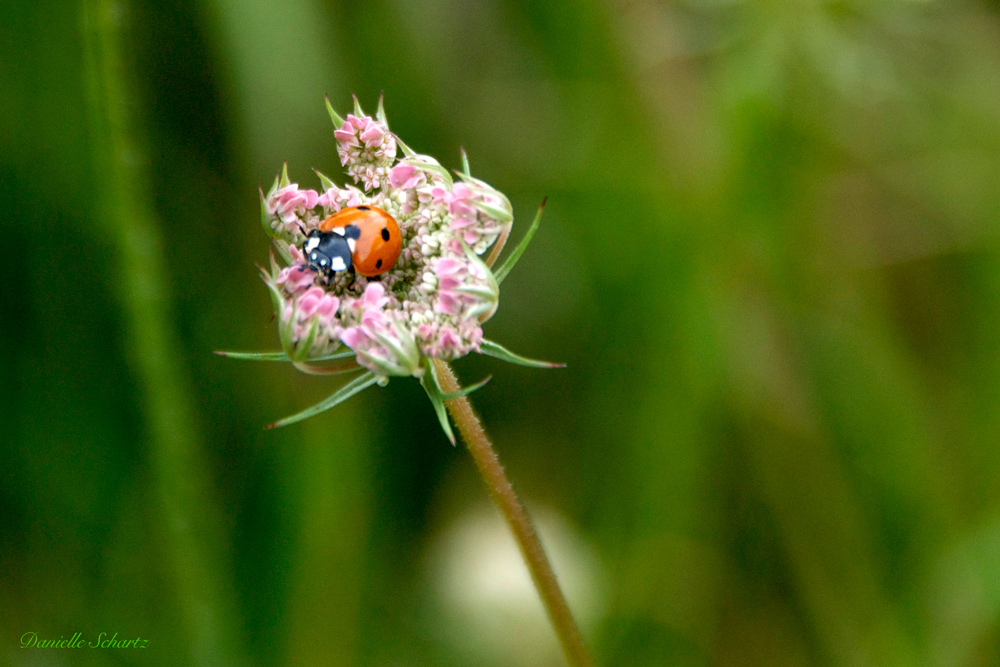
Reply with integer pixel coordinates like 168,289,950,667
331,226,345,236
347,238,356,253
331,256,347,272
319,258,328,266
305,237,320,251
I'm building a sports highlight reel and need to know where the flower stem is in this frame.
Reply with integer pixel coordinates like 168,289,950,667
432,359,596,667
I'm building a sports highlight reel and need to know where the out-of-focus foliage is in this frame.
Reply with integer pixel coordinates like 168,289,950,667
4,0,1000,665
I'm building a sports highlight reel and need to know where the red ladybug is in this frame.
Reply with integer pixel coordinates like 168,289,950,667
318,205,402,277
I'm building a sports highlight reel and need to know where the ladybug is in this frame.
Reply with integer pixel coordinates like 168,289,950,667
303,205,402,279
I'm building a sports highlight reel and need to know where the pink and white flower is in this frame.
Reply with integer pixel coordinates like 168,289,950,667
334,114,397,190
317,184,367,215
447,182,511,254
339,283,421,376
280,286,343,359
276,245,317,295
267,183,321,237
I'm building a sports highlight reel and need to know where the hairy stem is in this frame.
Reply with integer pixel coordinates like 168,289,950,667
432,359,595,667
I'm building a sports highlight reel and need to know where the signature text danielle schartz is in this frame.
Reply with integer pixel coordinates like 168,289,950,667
20,632,149,649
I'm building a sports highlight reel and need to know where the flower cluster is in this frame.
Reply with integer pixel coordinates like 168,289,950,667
334,113,397,190
259,96,511,379
264,184,320,239
235,96,556,435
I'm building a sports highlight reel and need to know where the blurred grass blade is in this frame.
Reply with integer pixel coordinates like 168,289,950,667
82,0,240,662
492,199,546,285
481,339,564,368
266,371,377,429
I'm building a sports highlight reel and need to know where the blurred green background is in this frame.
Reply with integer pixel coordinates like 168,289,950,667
4,0,1000,664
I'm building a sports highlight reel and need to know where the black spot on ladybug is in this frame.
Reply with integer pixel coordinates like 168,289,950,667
357,205,370,211
376,259,383,269
381,227,390,241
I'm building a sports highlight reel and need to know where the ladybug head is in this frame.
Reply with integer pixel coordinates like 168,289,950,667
303,229,354,278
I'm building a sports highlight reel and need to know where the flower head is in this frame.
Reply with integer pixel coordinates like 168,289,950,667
229,96,559,436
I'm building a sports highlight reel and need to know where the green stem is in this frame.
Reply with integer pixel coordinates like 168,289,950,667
432,359,596,667
82,1,236,663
